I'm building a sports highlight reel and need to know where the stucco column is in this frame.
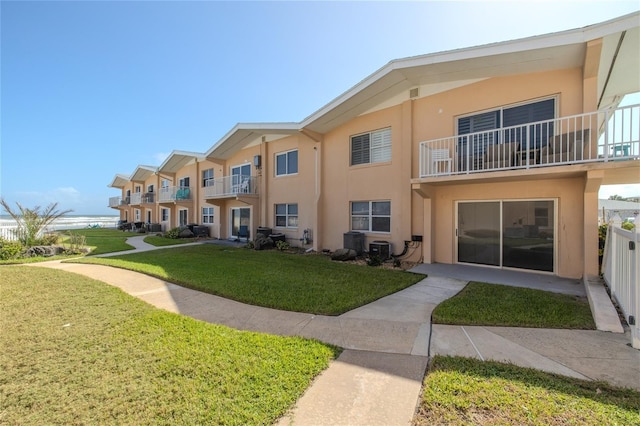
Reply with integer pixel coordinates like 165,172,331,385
584,170,604,277
401,100,413,247
260,137,268,228
412,183,434,263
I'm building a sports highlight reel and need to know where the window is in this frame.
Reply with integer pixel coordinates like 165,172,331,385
134,209,141,221
276,150,298,176
351,128,391,166
161,208,169,222
351,201,390,233
147,184,154,193
202,207,214,224
179,177,190,188
161,179,169,189
275,203,298,228
202,169,214,187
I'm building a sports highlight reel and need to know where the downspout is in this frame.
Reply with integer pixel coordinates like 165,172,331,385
597,31,626,109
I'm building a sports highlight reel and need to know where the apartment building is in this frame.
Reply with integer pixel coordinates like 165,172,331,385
110,12,640,279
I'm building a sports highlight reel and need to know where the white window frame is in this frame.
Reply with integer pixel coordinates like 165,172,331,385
161,208,169,222
134,209,141,222
350,128,391,166
275,203,298,228
275,149,299,176
202,206,214,224
351,200,391,233
202,168,214,187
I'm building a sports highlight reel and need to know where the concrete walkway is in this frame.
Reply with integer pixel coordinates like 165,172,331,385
33,236,640,425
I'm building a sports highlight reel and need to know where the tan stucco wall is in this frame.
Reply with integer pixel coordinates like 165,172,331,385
425,176,585,278
320,104,417,257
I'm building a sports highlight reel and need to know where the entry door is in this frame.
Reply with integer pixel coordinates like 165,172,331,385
230,207,250,238
457,200,555,272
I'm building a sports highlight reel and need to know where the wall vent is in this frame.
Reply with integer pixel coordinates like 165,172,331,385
409,88,419,98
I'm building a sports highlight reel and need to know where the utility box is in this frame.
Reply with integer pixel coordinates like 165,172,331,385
369,241,391,260
193,226,209,237
256,227,272,238
343,231,364,255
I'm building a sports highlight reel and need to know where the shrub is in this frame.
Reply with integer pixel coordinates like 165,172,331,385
367,255,383,267
165,227,181,239
275,240,290,251
0,239,24,260
38,233,60,246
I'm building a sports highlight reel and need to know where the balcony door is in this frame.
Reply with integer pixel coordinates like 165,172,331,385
230,207,250,239
457,98,555,170
457,200,555,272
231,164,251,192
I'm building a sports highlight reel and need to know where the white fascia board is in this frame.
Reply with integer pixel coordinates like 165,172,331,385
158,150,206,173
205,122,300,158
108,174,130,188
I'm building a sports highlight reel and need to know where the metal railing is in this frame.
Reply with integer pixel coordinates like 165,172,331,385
602,214,640,349
419,104,640,177
109,196,129,207
203,175,258,198
158,186,193,203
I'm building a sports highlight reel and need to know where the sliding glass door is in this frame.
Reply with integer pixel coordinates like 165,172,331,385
457,200,555,272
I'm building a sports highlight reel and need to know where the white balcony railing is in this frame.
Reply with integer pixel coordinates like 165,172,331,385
130,192,142,205
419,104,640,177
204,175,258,198
158,186,192,203
109,196,130,207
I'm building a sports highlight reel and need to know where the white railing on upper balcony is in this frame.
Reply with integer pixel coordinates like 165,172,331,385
419,104,640,177
108,197,122,208
203,175,258,198
158,186,192,202
130,192,142,205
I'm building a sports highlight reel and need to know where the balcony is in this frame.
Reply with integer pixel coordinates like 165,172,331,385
419,105,639,178
109,196,129,208
204,175,258,199
158,186,192,203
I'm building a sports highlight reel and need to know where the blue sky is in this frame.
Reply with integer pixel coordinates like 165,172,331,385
2,1,639,215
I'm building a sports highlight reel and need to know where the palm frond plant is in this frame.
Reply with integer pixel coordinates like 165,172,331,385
0,198,73,247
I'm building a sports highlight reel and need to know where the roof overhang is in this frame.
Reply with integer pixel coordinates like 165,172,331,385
108,174,130,188
130,165,157,182
300,12,639,134
205,123,299,161
158,150,205,175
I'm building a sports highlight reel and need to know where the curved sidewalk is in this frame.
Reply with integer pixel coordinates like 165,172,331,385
34,236,640,424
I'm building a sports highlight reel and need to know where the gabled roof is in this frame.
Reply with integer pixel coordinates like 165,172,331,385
205,12,639,156
205,123,299,161
130,165,157,182
158,150,205,175
108,174,130,188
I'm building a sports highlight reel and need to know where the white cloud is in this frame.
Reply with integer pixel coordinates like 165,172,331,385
599,184,640,199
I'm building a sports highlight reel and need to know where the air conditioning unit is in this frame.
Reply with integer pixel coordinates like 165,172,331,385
343,231,364,255
369,241,391,260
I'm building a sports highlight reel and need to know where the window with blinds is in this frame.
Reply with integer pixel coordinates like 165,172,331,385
351,128,391,166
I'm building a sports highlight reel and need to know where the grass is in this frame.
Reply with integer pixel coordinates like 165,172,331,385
70,244,424,315
432,281,595,329
61,228,133,255
144,235,200,246
0,266,338,425
415,356,640,425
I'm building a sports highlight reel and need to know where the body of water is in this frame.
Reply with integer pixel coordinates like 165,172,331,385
0,215,120,237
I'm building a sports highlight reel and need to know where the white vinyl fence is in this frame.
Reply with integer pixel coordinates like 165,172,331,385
602,213,640,349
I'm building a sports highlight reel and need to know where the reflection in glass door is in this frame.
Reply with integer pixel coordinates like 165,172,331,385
457,200,555,272
457,202,501,266
230,207,250,239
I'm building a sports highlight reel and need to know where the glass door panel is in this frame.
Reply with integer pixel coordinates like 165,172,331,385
457,202,501,266
502,201,554,271
231,207,250,238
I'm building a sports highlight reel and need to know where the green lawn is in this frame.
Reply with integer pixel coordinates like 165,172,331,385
0,266,337,425
62,228,133,255
71,244,424,315
432,281,595,329
415,356,640,425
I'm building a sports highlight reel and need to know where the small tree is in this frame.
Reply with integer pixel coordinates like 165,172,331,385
0,198,73,247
